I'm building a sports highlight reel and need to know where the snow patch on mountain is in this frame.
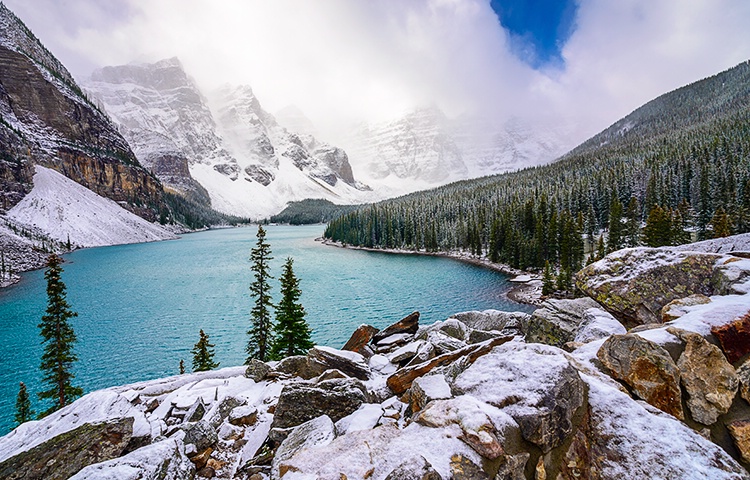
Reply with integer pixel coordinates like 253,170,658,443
7,166,175,248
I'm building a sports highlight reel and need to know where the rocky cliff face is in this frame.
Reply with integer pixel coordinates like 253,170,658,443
86,60,370,218
0,4,165,219
2,235,750,479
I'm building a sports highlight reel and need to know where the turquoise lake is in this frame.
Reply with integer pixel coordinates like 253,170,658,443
0,225,532,433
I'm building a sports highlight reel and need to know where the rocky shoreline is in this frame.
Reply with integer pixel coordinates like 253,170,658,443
319,238,543,306
1,238,750,479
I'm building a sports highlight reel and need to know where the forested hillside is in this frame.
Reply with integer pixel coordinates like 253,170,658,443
325,60,750,284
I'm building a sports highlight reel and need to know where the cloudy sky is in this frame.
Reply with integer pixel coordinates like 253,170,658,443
6,0,750,143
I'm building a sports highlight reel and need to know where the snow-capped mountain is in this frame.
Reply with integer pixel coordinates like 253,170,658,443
344,106,467,185
342,106,575,190
86,60,371,219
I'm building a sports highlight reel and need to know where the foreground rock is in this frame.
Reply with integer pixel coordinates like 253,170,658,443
670,328,738,425
576,248,745,327
525,297,602,347
341,324,379,355
597,334,684,419
0,418,133,480
387,336,513,395
372,311,420,343
453,342,585,452
712,313,750,364
271,378,368,429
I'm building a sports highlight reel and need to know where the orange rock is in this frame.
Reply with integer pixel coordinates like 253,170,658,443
711,312,750,364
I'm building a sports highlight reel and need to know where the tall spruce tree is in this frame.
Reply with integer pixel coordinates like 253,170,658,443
38,254,82,417
607,198,624,252
192,329,219,372
269,258,314,360
643,205,673,247
711,207,732,238
247,225,274,363
14,382,34,425
625,197,641,247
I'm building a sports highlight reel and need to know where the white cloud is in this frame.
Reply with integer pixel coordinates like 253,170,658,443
5,0,750,144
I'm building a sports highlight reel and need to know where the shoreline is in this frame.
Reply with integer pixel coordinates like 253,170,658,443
318,238,543,306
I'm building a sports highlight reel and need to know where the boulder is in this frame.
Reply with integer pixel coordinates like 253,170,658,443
271,378,368,429
409,374,453,413
387,336,513,395
206,396,244,429
405,342,437,368
711,313,750,364
307,346,371,380
275,355,322,380
438,318,470,340
661,294,712,322
573,307,626,344
245,359,271,382
451,310,529,332
669,328,738,424
334,403,383,435
0,418,134,480
495,453,530,480
183,420,218,453
70,438,194,480
525,297,602,347
273,415,336,479
372,311,420,343
449,454,490,480
597,334,684,419
416,397,507,460
384,455,443,480
426,331,467,354
389,340,426,364
184,398,206,423
342,324,379,355
453,342,585,452
576,248,724,327
229,405,258,427
738,359,750,404
727,420,750,464
467,329,504,344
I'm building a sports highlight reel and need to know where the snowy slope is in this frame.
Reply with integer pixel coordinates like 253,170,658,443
7,166,175,248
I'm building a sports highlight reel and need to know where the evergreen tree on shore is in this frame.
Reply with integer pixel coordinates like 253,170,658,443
247,225,274,363
192,329,219,372
38,254,82,417
14,382,34,425
270,258,314,360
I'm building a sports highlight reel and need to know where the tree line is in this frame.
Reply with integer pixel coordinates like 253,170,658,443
14,226,314,427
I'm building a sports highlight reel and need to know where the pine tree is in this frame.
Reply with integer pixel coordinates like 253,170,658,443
711,207,732,238
541,261,555,296
192,329,219,372
179,359,185,375
643,205,673,247
269,258,314,360
624,197,641,247
607,197,624,252
38,254,82,417
596,235,606,260
14,382,34,425
247,225,274,363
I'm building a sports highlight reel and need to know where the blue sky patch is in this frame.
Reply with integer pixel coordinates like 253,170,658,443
490,0,578,69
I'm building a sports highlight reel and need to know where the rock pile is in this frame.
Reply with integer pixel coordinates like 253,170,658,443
1,242,750,479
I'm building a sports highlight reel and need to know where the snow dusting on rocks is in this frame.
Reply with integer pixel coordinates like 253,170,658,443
1,235,750,479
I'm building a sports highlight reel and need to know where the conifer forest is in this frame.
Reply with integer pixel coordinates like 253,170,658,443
325,62,750,281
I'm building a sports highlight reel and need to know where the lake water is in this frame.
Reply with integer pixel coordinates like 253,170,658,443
0,225,532,433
